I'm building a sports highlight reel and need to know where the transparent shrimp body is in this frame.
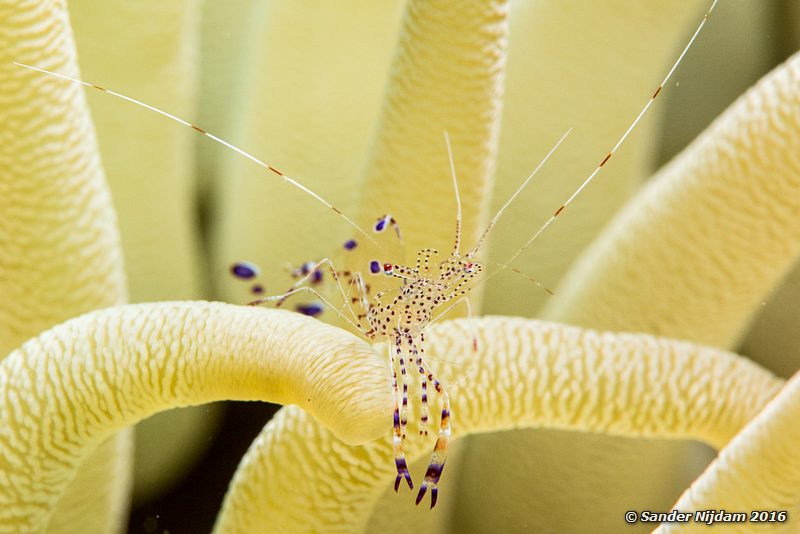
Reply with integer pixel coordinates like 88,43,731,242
358,247,483,506
367,254,482,340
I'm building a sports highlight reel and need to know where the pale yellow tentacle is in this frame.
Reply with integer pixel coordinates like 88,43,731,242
69,0,219,505
484,0,708,316
214,317,781,533
464,2,750,530
470,35,800,534
543,49,800,349
0,2,126,350
1,2,132,532
44,432,133,534
0,302,391,532
354,0,508,291
69,0,204,303
213,0,405,301
657,370,800,533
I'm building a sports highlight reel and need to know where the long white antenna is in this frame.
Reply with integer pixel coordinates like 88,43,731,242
495,0,719,274
443,131,462,255
467,127,572,258
14,61,383,249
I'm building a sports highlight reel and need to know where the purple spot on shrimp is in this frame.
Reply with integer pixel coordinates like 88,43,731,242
374,217,387,232
295,303,323,317
250,284,264,295
343,239,357,250
394,458,413,491
230,261,259,280
424,462,445,480
369,260,381,274
311,269,323,284
415,484,428,505
301,261,314,275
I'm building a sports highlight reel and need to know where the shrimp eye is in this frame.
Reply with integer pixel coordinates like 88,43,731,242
382,263,394,276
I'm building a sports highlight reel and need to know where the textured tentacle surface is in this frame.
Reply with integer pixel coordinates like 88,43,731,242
0,0,126,352
544,49,800,349
0,302,391,531
467,39,800,534
69,0,219,507
213,1,404,302
69,0,203,304
390,338,412,492
351,0,508,305
214,317,781,533
483,0,708,316
1,2,132,532
657,370,800,533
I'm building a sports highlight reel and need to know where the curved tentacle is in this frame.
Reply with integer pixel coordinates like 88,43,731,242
215,317,781,533
0,302,391,531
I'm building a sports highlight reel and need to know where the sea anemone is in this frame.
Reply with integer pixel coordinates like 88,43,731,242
2,1,799,533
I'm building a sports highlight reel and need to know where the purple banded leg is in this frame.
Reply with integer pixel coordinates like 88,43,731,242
413,345,429,436
415,334,429,435
390,341,413,491
396,339,409,440
419,378,429,436
393,405,413,491
415,427,448,509
412,339,451,509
